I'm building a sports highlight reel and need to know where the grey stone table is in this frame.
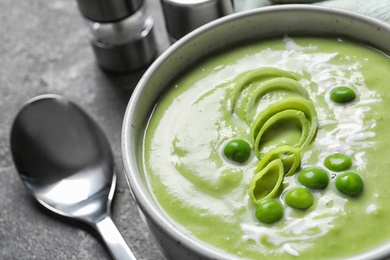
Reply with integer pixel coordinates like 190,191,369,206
2,1,389,260
0,0,169,259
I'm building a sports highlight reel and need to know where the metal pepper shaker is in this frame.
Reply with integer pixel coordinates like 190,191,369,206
76,0,157,73
160,0,234,42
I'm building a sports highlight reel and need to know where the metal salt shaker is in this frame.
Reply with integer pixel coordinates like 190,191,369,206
160,0,234,42
76,0,157,73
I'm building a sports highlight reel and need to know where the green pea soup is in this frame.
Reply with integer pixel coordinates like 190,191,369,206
141,36,390,259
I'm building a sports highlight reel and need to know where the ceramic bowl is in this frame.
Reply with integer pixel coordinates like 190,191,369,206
122,5,390,260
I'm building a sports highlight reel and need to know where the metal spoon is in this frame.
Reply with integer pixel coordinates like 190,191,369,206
10,94,136,260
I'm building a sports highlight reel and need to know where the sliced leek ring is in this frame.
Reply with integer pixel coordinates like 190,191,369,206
253,109,309,157
255,145,301,177
249,159,284,205
230,67,300,114
245,77,310,124
250,96,318,150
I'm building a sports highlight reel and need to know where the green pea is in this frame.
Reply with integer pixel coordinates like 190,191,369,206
335,172,364,196
223,139,251,163
298,167,329,189
255,199,284,224
285,187,314,210
324,153,352,172
330,86,356,103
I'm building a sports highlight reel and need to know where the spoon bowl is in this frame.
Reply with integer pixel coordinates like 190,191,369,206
11,94,135,260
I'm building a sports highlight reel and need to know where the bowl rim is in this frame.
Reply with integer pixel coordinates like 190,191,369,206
122,4,390,259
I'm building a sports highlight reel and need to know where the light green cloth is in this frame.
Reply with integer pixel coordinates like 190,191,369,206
316,0,390,23
233,0,272,11
233,0,390,23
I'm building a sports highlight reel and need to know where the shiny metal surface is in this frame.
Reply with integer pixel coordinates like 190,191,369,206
76,0,143,22
160,0,234,40
86,2,157,73
10,95,136,260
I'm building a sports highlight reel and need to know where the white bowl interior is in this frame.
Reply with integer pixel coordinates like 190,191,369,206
122,5,390,259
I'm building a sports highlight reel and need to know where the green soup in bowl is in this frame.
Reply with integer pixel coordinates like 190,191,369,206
122,5,390,260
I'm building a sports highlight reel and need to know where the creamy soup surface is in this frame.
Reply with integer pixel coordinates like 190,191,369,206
141,37,390,259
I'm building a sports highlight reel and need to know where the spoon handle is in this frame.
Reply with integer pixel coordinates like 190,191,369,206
95,215,137,260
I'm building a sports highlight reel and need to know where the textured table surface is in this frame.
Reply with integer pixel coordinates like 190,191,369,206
0,0,169,259
1,1,390,260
